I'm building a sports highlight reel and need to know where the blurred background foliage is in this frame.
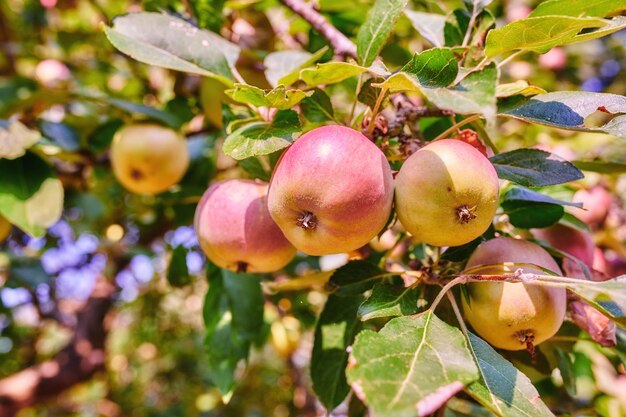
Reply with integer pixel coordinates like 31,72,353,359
0,0,626,416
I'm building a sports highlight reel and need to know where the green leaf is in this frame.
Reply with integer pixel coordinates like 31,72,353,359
222,110,300,160
222,270,265,341
104,12,240,86
501,187,579,229
490,149,584,187
555,348,576,397
346,312,479,417
404,10,446,47
572,160,626,174
264,47,329,87
358,77,389,108
356,0,408,66
530,0,626,18
39,121,80,152
329,260,388,296
0,120,41,159
8,257,51,288
564,276,626,327
300,62,368,86
106,98,183,129
561,16,626,45
189,0,226,32
301,88,335,123
226,84,312,110
0,153,63,237
311,294,364,409
465,332,555,417
402,48,459,88
88,119,123,152
422,63,497,120
167,246,192,287
500,91,626,138
485,16,615,57
358,283,419,321
496,81,546,98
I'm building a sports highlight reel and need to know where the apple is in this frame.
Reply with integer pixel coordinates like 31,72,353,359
0,216,11,242
110,124,189,195
195,179,296,273
395,139,499,247
267,125,394,255
462,237,566,351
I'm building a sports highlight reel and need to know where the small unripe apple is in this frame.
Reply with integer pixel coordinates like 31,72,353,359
395,139,499,247
195,179,296,273
110,124,189,195
267,125,394,255
533,224,595,266
0,216,11,242
462,237,566,351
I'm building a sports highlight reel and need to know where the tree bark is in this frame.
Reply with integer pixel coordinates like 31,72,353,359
0,278,115,417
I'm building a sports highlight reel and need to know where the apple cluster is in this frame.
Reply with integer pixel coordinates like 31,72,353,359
109,124,570,352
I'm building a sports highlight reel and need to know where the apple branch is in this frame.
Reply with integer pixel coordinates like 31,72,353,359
278,0,357,59
0,278,115,417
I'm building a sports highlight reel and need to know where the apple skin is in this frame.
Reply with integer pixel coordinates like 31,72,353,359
533,224,595,266
267,125,394,256
394,139,499,247
0,216,11,242
462,237,566,351
195,179,296,273
572,186,612,226
111,124,189,195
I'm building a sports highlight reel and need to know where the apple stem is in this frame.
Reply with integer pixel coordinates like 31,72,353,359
456,205,477,224
517,330,536,359
237,262,248,273
296,211,318,231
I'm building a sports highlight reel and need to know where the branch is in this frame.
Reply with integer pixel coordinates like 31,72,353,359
0,277,115,416
279,0,357,59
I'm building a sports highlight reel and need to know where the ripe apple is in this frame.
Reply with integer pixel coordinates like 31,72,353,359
462,237,566,351
395,139,499,247
572,186,612,226
110,124,189,195
533,224,595,266
195,179,296,273
0,216,11,242
267,125,394,255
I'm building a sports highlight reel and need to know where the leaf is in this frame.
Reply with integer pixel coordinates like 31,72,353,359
222,110,300,160
358,283,419,321
485,16,616,57
496,81,546,98
264,47,329,87
301,88,335,123
167,245,192,287
300,62,368,86
311,294,364,409
565,276,626,327
465,332,555,417
401,48,459,88
572,160,626,173
356,0,408,67
0,120,41,159
189,0,227,32
490,149,584,187
561,16,626,45
502,187,581,229
500,91,626,138
328,260,388,296
346,312,479,417
555,348,577,396
39,121,80,152
404,10,446,47
107,98,183,128
0,153,63,237
422,63,497,120
8,257,51,288
226,84,312,110
530,0,626,18
104,12,240,86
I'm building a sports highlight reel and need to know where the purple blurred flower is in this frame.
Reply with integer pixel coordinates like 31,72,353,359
130,255,154,283
581,77,603,92
166,226,198,249
55,267,98,300
48,220,74,242
186,251,204,274
0,288,32,308
600,60,620,79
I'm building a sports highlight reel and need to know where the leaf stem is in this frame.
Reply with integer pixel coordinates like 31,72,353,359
349,73,364,126
497,50,525,69
432,114,481,141
366,87,389,136
462,9,478,48
447,292,469,337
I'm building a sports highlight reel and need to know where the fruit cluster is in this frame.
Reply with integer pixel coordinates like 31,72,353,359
111,124,569,352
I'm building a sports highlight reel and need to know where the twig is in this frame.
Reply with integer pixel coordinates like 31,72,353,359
433,114,481,141
279,0,357,59
498,50,525,69
366,87,389,135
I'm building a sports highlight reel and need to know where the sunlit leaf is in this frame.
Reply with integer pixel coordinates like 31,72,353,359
357,0,408,66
